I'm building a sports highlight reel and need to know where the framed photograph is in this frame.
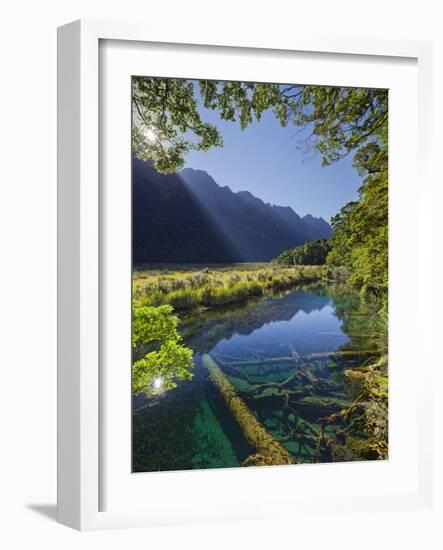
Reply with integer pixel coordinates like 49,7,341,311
57,19,433,530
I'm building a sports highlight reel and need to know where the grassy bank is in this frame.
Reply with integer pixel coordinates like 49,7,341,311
133,264,328,311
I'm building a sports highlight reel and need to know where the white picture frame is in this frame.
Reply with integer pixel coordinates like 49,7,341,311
57,19,434,531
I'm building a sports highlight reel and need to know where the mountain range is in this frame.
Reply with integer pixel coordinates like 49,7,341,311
133,156,331,263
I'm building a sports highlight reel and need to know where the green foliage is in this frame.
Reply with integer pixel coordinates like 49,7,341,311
132,78,223,173
288,87,388,166
285,87,388,297
132,78,388,175
133,265,326,311
327,144,388,294
132,78,304,173
132,77,387,174
132,78,266,173
285,88,388,296
275,239,332,266
132,303,194,396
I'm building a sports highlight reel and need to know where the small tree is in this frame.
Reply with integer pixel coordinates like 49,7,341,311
132,303,194,397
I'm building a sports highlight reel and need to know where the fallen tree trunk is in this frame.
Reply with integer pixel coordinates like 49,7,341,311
202,354,296,465
217,349,379,367
290,396,348,421
302,350,379,360
217,356,294,367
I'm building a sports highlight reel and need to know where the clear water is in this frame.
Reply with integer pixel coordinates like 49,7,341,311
132,286,374,472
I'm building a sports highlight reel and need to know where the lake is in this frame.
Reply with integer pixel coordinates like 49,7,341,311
132,285,376,472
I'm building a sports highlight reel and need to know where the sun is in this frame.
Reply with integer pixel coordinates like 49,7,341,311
142,126,158,144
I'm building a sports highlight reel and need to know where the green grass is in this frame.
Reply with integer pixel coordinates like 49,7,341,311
133,264,327,311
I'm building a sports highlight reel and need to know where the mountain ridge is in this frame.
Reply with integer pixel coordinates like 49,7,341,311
180,167,330,229
133,157,331,263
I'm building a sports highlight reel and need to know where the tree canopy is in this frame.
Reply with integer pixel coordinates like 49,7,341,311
275,239,332,266
132,77,387,174
327,142,388,294
132,78,293,173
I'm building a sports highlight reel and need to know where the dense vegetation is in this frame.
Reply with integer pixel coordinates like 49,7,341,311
275,239,332,266
327,143,388,295
133,264,327,311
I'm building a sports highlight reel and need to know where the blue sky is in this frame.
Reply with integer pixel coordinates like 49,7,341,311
184,94,362,223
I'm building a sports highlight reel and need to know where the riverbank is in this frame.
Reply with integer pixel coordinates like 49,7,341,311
133,263,330,311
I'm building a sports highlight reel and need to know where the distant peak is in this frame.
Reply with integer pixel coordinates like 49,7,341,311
302,213,328,223
181,167,208,176
180,167,213,182
179,164,330,231
180,167,222,189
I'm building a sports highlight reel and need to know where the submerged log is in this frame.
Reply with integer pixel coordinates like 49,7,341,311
244,388,312,407
202,354,296,465
291,396,348,421
217,356,294,367
302,350,379,360
219,349,379,367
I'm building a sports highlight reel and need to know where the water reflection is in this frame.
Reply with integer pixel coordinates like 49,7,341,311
211,302,350,361
181,289,335,354
133,286,374,472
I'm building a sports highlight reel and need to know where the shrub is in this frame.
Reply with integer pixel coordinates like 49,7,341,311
132,302,194,396
188,271,210,289
133,264,325,311
168,288,199,309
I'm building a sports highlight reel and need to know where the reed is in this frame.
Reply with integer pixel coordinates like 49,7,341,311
133,264,327,311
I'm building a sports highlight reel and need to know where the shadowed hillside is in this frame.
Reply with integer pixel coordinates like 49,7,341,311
133,157,331,262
